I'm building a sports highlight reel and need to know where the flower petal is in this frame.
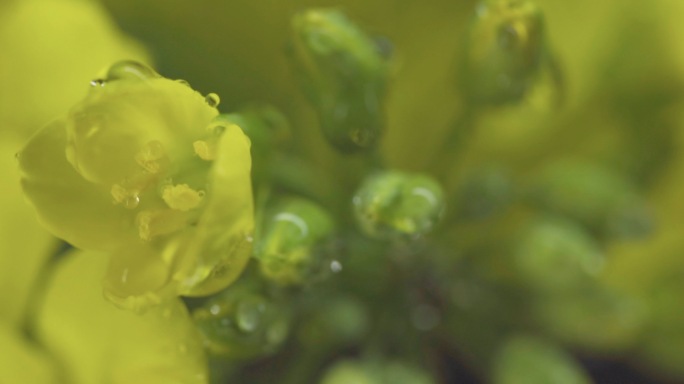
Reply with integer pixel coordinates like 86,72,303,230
37,251,208,384
0,139,55,325
173,123,255,296
18,119,134,251
0,321,58,384
0,0,149,139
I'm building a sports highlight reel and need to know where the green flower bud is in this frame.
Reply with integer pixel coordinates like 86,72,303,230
462,0,554,105
630,268,684,376
353,171,444,239
513,217,604,293
289,9,388,152
255,197,335,285
298,295,369,348
493,336,591,384
533,287,644,352
192,288,289,359
320,361,375,384
528,160,653,238
18,62,254,311
320,360,436,384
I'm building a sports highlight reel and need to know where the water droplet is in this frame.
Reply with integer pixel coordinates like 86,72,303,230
245,234,254,243
90,78,105,87
209,304,221,316
106,60,159,81
330,260,343,273
205,93,220,108
123,194,141,209
350,128,370,146
236,298,265,333
214,125,226,136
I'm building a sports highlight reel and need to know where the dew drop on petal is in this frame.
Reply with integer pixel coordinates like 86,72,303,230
106,60,159,81
123,194,141,209
236,298,265,333
205,93,220,108
90,78,106,87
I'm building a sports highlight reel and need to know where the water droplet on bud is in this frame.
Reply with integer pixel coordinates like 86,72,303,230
353,171,445,239
236,297,266,333
330,260,343,273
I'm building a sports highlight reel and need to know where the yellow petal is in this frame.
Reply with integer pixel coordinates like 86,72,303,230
37,251,208,384
0,321,58,384
66,78,218,186
173,123,255,296
0,0,149,140
18,119,135,251
0,138,55,326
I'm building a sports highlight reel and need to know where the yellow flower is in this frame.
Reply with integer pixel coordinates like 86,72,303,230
0,321,57,384
0,250,209,384
0,0,149,318
0,0,149,140
0,139,55,327
37,251,208,384
19,66,255,312
0,2,207,382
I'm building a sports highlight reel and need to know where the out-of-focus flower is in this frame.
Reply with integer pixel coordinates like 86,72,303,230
492,335,591,384
0,0,150,321
0,140,55,327
37,251,208,384
319,359,436,384
0,0,149,140
18,66,255,311
1,2,209,383
0,250,209,384
0,320,57,384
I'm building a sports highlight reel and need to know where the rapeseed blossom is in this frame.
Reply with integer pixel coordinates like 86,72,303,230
19,68,254,311
1,1,209,382
6,0,684,383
